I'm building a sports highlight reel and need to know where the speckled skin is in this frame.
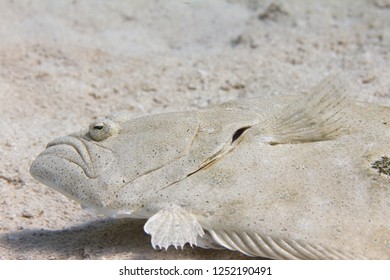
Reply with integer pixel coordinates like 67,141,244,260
30,89,390,259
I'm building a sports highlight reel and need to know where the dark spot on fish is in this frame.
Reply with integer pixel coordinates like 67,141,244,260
371,156,390,176
231,126,251,143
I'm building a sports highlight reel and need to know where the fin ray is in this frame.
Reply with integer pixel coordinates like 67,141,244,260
144,205,204,250
259,76,348,145
207,229,364,259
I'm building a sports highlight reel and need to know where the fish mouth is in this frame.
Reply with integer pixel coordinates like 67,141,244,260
41,136,98,179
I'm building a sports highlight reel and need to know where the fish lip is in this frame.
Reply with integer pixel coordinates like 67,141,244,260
44,136,98,179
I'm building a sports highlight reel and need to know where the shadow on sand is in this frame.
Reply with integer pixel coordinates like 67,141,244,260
1,218,256,260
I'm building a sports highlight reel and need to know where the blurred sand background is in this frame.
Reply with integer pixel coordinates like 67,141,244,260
0,0,389,259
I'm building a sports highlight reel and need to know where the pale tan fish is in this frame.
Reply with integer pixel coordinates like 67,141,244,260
30,78,390,259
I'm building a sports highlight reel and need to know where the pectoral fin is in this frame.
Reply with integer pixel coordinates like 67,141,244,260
260,76,348,145
144,205,204,250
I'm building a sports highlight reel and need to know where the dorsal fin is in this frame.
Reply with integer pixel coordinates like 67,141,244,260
259,76,348,145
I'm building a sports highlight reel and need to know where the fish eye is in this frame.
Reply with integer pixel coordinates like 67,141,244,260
93,124,104,130
89,121,113,141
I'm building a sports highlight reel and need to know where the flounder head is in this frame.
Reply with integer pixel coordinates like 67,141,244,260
30,111,200,216
30,103,259,218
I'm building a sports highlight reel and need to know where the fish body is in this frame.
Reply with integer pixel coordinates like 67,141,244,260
30,79,390,259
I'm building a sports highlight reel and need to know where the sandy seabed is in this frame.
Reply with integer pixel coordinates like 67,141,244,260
0,0,389,259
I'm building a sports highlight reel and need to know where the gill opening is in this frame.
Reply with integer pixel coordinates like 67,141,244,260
185,125,252,178
231,126,251,143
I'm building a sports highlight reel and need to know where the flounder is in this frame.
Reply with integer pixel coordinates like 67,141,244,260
30,78,390,259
